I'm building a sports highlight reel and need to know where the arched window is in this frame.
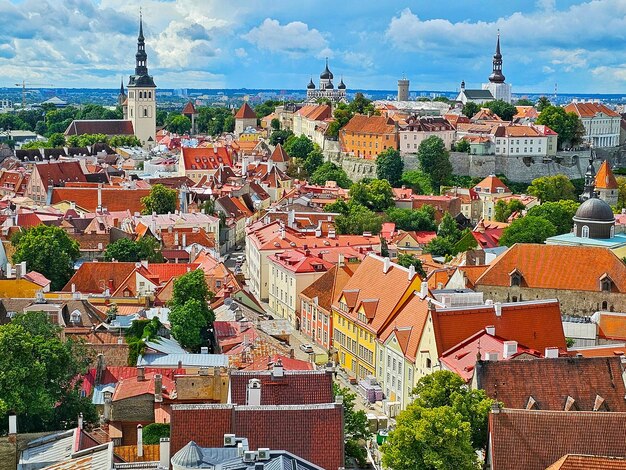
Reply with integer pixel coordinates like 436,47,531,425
511,272,522,287
139,91,143,99
601,278,612,292
573,223,577,234
602,301,608,310
581,225,590,238
143,108,148,117
130,108,133,117
148,91,152,99
610,226,615,238
512,296,518,302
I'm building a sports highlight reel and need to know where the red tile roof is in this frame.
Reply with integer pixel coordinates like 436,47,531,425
270,144,290,163
564,102,620,118
63,262,137,293
476,356,626,411
34,161,87,190
113,372,174,401
180,147,234,172
595,160,618,190
51,187,151,213
234,102,257,119
475,244,626,292
595,312,626,341
432,300,566,357
268,249,334,274
296,105,332,121
341,114,396,135
472,219,504,248
241,354,315,372
181,101,196,115
82,366,185,396
473,175,511,194
546,454,626,470
229,369,333,405
300,264,356,313
488,409,626,470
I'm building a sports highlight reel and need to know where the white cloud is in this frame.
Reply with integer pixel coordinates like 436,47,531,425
244,18,331,58
235,48,248,58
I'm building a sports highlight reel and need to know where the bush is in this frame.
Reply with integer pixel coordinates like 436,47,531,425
143,423,170,444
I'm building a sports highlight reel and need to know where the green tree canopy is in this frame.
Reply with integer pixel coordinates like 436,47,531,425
254,100,281,120
437,213,462,244
165,114,192,134
617,176,626,210
196,107,235,135
527,200,579,234
270,118,281,130
400,170,434,195
423,236,456,257
283,134,314,160
537,96,551,112
515,98,534,106
462,102,480,118
376,148,404,187
103,237,164,262
269,129,294,146
143,423,170,445
310,162,353,188
494,199,526,222
168,270,215,350
12,225,80,291
349,179,395,212
0,311,97,432
484,99,518,121
500,215,557,246
334,202,383,235
418,136,452,190
536,105,585,149
386,206,436,232
303,148,324,175
527,174,576,202
453,139,471,153
333,383,371,467
141,184,177,215
396,254,427,277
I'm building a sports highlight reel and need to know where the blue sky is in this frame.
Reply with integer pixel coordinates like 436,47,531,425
2,0,626,93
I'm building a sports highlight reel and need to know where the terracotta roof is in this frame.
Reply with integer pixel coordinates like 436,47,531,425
546,454,626,470
181,101,196,115
82,366,185,396
472,219,504,248
333,255,421,335
229,369,334,405
475,244,626,292
341,114,396,135
64,119,135,136
473,174,511,194
476,356,626,411
22,271,51,287
472,108,503,121
454,265,489,289
180,146,234,172
112,372,174,401
241,354,315,371
62,262,137,293
296,105,332,121
488,409,626,470
595,160,618,190
300,264,356,313
34,161,87,190
234,102,257,119
564,102,620,118
594,312,626,341
514,106,539,119
568,344,626,358
269,249,334,274
432,300,566,357
270,144,290,163
51,187,151,213
115,444,160,463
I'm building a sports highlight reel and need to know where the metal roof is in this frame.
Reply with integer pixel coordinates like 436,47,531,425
19,429,76,469
91,383,116,405
137,353,228,368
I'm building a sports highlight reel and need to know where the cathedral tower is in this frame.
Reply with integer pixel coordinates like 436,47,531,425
126,12,156,147
482,31,511,103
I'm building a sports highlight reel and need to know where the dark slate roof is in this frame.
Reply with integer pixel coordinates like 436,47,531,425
64,120,135,136
574,197,615,222
462,89,495,100
476,356,626,411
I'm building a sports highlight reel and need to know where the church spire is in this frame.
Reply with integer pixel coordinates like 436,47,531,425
489,30,506,84
138,9,144,40
119,76,125,95
135,11,148,76
580,149,597,202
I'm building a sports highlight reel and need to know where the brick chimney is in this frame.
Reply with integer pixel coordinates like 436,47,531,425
154,374,163,403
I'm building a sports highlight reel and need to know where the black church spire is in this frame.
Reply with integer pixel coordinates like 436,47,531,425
488,31,506,84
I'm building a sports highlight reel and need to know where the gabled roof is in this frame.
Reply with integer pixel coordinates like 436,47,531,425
476,356,626,411
473,174,511,194
62,262,137,293
180,146,234,172
432,299,566,357
475,244,626,292
296,104,332,121
488,409,626,470
564,102,620,118
341,114,396,135
270,144,290,163
300,264,356,312
65,119,135,136
51,187,151,213
595,160,618,190
112,372,174,401
234,102,257,120
34,161,87,190
269,249,334,274
546,454,626,470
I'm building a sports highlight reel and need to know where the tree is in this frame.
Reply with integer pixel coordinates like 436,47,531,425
310,162,352,189
48,132,66,147
617,176,626,210
284,134,314,160
401,170,434,195
537,96,551,112
386,206,436,232
303,148,324,175
254,100,281,120
137,236,165,262
453,139,470,153
333,383,371,467
269,129,293,146
168,270,214,350
396,254,427,277
527,174,576,202
500,216,557,246
437,213,462,244
485,100,518,121
494,199,525,222
103,237,163,262
349,179,395,212
165,114,192,134
515,98,534,106
536,105,585,149
143,423,170,444
334,203,383,235
12,225,79,291
376,148,404,187
382,405,477,470
270,118,281,130
527,200,579,234
410,370,494,450
462,102,480,118
141,184,177,215
423,236,456,257
0,311,96,432
418,136,452,190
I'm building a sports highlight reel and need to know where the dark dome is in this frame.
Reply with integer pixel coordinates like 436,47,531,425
307,78,315,89
320,63,333,80
338,79,346,90
574,197,615,222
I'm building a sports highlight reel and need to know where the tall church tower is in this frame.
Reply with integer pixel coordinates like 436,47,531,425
482,31,512,103
126,13,156,147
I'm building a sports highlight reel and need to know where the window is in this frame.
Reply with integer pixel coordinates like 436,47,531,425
426,358,432,368
581,225,590,238
602,301,608,310
601,278,612,292
511,272,522,287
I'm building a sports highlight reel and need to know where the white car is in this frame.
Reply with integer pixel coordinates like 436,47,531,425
299,344,314,353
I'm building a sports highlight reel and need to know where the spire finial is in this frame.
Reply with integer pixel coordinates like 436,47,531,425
139,8,144,39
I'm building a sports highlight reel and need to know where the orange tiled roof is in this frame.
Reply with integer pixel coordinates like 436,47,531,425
180,146,233,172
51,187,151,213
235,102,257,119
300,264,356,312
296,104,332,121
112,372,174,401
341,114,396,135
115,444,160,463
181,101,196,115
546,454,626,470
473,175,511,194
595,160,618,190
270,144,290,163
564,102,620,118
596,312,626,341
475,244,626,292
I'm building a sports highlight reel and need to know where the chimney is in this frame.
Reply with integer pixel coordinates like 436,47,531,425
8,412,16,435
103,392,112,420
5,263,11,279
71,283,76,293
182,233,187,249
174,231,179,246
137,366,145,382
137,424,143,458
95,353,106,386
503,341,517,359
491,402,501,414
485,325,495,336
494,302,502,317
107,279,114,292
78,412,83,429
247,378,262,406
288,209,295,228
97,183,102,209
545,347,559,358
408,264,416,280
159,438,170,468
338,253,344,267
272,358,284,377
154,374,163,403
280,227,286,239
420,280,428,299
382,257,391,274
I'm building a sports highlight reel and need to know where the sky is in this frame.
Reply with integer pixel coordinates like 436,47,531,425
2,0,626,93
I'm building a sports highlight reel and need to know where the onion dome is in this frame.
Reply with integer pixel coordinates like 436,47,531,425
307,77,315,89
320,58,333,80
338,77,346,90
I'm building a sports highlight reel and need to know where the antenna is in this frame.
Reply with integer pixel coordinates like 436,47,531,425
554,82,557,102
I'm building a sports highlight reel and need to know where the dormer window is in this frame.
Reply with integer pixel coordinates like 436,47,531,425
601,277,612,292
510,270,522,287
581,225,590,238
69,309,81,324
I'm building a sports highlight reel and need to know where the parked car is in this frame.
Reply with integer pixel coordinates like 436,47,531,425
299,344,314,353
